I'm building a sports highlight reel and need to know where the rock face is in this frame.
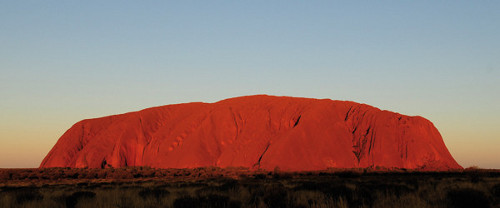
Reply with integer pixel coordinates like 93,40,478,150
40,95,462,171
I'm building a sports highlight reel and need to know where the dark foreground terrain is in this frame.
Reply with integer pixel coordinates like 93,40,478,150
1,167,499,208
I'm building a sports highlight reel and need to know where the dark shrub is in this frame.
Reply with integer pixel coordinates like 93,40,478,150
469,172,482,183
262,183,288,208
254,174,266,179
336,171,361,178
177,181,208,188
14,188,43,204
76,182,88,187
364,183,412,197
133,172,143,178
174,194,239,208
273,172,293,179
217,179,239,191
294,181,353,198
447,188,490,208
65,191,96,208
173,196,195,208
196,179,238,195
138,188,170,199
492,183,500,198
0,170,11,180
355,186,374,207
107,170,133,179
9,171,21,180
142,169,156,177
293,181,359,206
85,171,98,179
154,171,165,177
67,172,79,179
27,172,39,180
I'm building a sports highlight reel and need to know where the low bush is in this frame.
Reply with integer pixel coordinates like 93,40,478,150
14,188,43,204
138,187,170,199
65,191,96,208
173,194,239,208
492,183,500,198
447,188,490,208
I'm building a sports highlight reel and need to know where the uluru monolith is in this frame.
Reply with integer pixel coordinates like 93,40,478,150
40,95,462,171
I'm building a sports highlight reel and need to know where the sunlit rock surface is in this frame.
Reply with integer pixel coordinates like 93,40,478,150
41,95,462,171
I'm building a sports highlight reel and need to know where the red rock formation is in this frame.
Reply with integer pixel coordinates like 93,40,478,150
40,95,462,171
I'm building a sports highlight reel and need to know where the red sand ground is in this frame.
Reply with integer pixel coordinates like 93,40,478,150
40,95,462,171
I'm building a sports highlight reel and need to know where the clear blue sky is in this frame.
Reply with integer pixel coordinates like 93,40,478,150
1,1,499,168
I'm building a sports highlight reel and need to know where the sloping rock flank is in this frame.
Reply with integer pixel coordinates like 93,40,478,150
40,95,462,171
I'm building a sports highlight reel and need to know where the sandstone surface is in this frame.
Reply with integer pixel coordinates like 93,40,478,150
40,95,462,171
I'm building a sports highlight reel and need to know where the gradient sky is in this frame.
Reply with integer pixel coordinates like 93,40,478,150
1,1,499,169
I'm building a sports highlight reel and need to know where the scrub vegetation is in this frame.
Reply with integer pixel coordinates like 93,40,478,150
1,167,499,208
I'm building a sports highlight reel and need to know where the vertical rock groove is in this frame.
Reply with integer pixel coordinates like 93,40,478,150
254,142,271,168
293,115,301,127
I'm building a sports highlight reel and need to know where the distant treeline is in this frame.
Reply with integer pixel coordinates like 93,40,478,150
0,166,499,181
